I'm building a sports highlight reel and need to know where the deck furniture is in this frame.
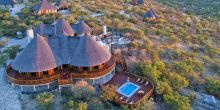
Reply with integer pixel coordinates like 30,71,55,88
139,79,144,84
136,78,140,82
144,81,149,86
120,96,124,100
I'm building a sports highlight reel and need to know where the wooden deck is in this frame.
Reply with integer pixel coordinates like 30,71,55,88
105,72,154,107
6,57,116,85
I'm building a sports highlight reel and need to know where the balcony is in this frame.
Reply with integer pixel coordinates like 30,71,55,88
6,57,116,85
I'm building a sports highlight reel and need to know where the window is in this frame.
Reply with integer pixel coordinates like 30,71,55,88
43,71,48,76
94,65,99,70
83,67,89,71
31,73,36,77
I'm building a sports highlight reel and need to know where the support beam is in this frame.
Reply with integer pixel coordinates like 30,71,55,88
59,86,61,92
92,79,95,85
11,83,14,88
21,85,23,91
34,85,36,91
71,85,74,91
47,83,50,89
103,75,106,83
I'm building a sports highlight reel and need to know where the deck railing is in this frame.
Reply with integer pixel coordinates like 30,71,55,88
6,73,59,85
114,73,155,108
6,57,116,85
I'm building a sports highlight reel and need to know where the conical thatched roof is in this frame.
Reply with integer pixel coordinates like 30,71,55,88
34,22,48,36
11,36,62,72
143,9,158,18
33,0,57,12
70,35,111,67
0,0,17,5
11,35,111,72
52,18,75,36
72,21,92,34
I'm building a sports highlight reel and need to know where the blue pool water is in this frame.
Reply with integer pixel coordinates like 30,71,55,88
117,82,140,98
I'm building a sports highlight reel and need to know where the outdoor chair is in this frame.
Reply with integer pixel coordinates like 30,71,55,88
120,96,124,100
129,100,134,105
144,81,149,86
136,78,140,82
140,79,144,84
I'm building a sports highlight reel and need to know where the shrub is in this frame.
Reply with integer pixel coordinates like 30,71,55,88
163,92,191,110
36,92,55,110
100,85,116,101
3,45,21,59
205,78,220,98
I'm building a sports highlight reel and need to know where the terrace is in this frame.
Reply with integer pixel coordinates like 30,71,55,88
6,57,115,85
105,72,154,107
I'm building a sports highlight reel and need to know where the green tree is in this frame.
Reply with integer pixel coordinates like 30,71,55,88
164,92,191,110
169,73,189,91
79,102,88,110
36,92,55,110
100,85,116,101
205,78,220,98
3,45,21,59
157,81,173,95
135,62,162,82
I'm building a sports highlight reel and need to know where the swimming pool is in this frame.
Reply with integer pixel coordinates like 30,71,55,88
117,82,140,98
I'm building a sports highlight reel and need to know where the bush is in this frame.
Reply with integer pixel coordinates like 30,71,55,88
205,78,220,98
3,45,21,59
36,92,55,110
164,92,191,110
100,85,116,101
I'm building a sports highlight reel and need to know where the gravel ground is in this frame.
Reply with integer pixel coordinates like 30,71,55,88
0,67,21,110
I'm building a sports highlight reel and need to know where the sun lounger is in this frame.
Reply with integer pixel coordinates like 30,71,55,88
136,78,140,82
125,98,130,103
129,101,134,105
140,79,144,84
144,81,149,86
120,96,124,100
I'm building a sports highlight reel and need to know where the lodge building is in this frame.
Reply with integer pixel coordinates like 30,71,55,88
6,18,116,93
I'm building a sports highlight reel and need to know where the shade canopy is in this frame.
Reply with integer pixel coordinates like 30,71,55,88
72,21,92,34
11,36,62,72
11,35,111,72
33,0,57,12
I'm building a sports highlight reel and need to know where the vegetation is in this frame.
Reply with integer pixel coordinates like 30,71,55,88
61,81,120,110
36,92,55,110
1,0,219,109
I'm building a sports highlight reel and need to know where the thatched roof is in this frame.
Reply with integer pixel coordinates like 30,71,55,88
70,35,111,67
0,0,17,5
34,22,49,36
11,36,62,72
11,35,111,72
33,0,57,12
52,18,75,36
55,0,68,8
72,21,92,34
143,9,158,18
